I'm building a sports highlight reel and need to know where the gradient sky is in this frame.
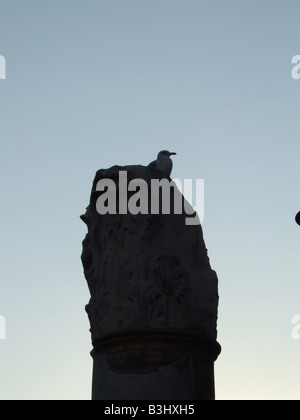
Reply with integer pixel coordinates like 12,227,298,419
1,0,300,400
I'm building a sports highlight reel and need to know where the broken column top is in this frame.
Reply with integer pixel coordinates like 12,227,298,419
81,163,219,347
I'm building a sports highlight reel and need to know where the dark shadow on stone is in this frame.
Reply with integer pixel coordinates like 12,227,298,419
81,163,221,400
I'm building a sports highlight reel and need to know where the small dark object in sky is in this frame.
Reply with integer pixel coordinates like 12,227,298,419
296,211,300,226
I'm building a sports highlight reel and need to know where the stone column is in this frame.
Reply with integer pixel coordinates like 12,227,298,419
81,165,221,400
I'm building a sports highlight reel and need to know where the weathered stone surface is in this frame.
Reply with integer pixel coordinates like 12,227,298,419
81,164,220,399
81,165,218,342
90,329,220,400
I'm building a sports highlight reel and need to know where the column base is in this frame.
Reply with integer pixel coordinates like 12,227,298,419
91,329,221,400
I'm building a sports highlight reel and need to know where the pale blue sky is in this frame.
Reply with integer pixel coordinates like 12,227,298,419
1,0,300,399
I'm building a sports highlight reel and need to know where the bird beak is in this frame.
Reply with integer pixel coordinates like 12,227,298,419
169,152,176,156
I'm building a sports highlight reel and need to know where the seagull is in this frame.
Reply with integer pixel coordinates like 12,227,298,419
148,150,177,177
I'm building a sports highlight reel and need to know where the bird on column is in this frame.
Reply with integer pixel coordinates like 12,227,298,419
147,150,177,177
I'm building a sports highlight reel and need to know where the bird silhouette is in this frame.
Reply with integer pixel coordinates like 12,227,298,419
148,150,176,177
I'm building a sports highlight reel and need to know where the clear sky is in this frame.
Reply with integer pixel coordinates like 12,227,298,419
1,0,300,400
